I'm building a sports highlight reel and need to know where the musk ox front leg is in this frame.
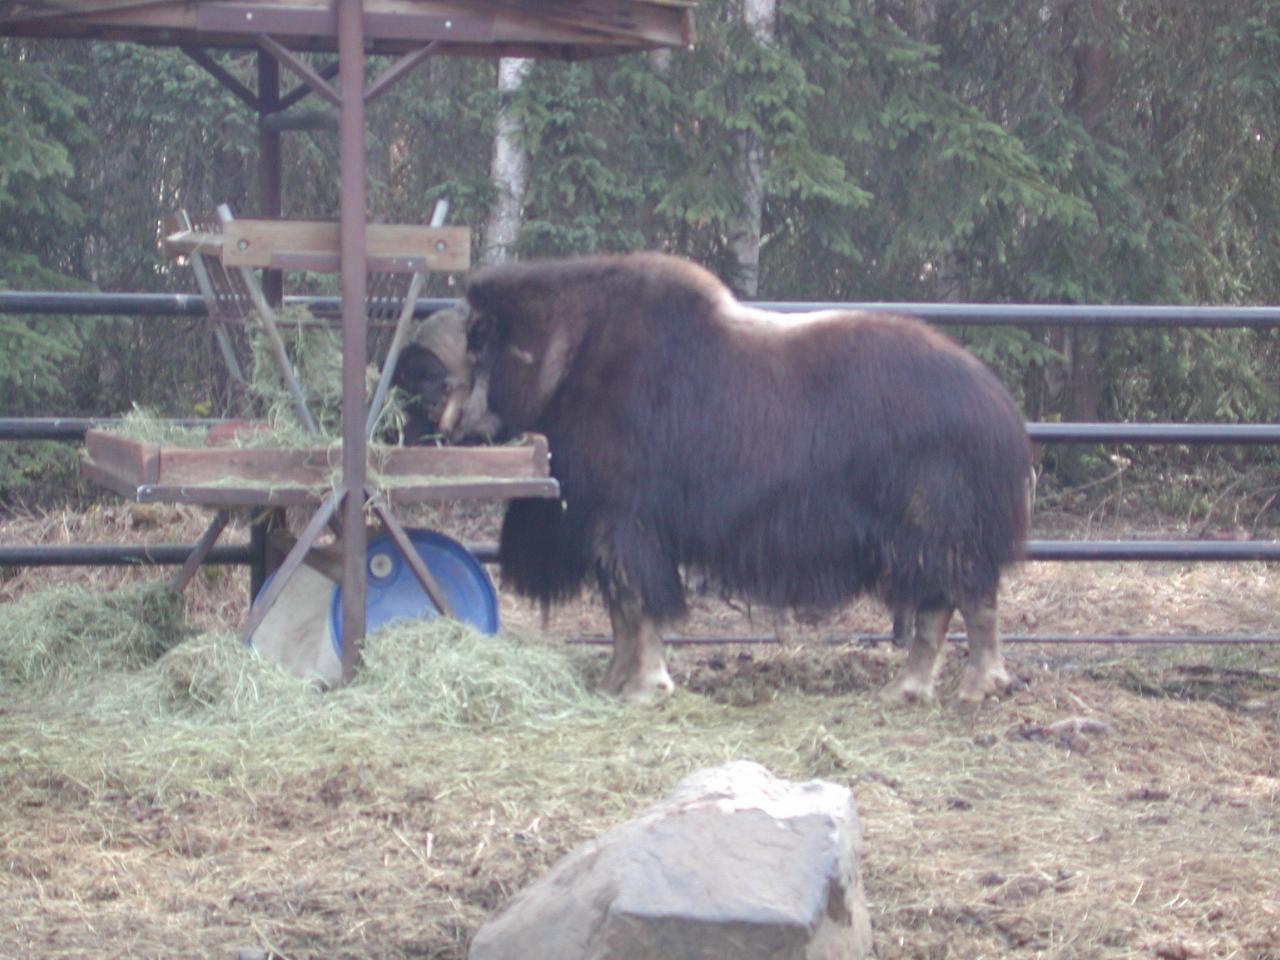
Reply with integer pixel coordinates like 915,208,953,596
593,520,682,703
601,593,674,704
956,600,1012,703
879,607,953,704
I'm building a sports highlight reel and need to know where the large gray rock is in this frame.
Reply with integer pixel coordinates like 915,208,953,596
469,761,871,960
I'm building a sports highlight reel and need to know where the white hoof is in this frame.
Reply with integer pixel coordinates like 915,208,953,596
879,673,935,705
613,667,675,704
957,661,1012,703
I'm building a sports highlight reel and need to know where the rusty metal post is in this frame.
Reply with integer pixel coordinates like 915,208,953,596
337,0,369,683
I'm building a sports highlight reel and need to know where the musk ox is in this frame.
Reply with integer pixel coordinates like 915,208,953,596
403,252,1031,704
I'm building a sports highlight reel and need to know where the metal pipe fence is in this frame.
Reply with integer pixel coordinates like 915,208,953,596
8,291,1280,328
8,417,1280,447
2,290,1276,645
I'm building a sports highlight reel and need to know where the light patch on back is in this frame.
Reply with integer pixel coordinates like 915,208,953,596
715,288,846,329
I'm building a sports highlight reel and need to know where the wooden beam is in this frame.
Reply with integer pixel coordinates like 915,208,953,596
336,0,369,686
182,45,260,109
167,510,230,592
364,40,437,104
238,488,343,644
256,32,341,106
279,59,340,111
368,496,455,618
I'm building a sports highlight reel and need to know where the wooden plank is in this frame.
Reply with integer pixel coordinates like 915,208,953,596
481,0,695,49
135,485,321,506
385,478,560,504
152,442,548,485
84,430,160,484
83,429,559,506
263,252,430,273
80,460,145,502
157,446,339,487
0,0,693,56
374,437,551,479
197,1,495,44
221,220,470,272
0,0,161,24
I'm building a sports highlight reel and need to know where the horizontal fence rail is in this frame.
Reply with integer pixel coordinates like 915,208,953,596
0,544,254,566
1027,423,1280,444
760,301,1280,328
9,291,1280,328
9,539,1277,570
0,417,226,441
566,633,1280,647
458,541,1280,564
6,418,1280,447
4,539,1270,647
2,290,1277,647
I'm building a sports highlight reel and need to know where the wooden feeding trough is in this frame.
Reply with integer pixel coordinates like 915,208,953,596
81,428,557,507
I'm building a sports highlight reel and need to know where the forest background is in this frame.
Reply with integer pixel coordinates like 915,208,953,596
1,0,1278,511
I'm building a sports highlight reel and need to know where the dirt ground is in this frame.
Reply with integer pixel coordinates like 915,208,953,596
2,502,1279,959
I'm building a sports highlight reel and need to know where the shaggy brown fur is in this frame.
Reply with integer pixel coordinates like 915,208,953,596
467,255,1027,612
405,253,1031,701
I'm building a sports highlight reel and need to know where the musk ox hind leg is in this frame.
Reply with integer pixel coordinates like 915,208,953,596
601,593,674,704
879,607,953,704
956,599,1012,703
890,604,914,649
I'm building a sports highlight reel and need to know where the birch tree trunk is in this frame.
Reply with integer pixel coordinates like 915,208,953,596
481,58,533,266
727,0,776,296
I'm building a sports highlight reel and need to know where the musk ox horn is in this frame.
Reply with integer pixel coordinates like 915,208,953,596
411,302,472,438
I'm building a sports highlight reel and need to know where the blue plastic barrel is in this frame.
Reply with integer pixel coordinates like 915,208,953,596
329,529,499,657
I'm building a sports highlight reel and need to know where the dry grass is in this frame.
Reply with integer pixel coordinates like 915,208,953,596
2,504,1279,960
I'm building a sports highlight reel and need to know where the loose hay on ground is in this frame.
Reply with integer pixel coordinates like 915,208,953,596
2,575,1279,959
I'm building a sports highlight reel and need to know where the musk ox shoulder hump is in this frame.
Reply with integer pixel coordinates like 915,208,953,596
466,252,729,318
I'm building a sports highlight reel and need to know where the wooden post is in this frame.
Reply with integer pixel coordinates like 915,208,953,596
257,50,284,306
338,0,369,684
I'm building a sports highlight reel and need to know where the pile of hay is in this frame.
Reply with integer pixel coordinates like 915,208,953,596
0,579,189,684
0,578,616,793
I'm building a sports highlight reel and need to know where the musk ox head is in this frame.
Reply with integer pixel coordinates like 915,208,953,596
400,260,606,443
399,301,503,442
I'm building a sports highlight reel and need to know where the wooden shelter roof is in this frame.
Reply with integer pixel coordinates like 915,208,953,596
0,0,694,58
